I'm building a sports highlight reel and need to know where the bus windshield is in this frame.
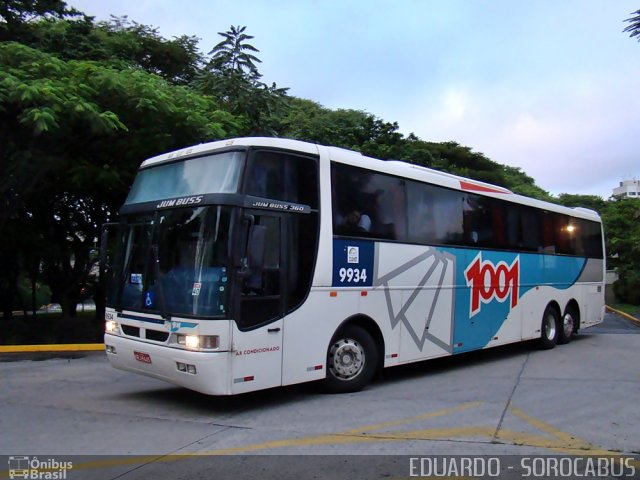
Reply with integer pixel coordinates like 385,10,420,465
108,205,232,318
124,151,244,205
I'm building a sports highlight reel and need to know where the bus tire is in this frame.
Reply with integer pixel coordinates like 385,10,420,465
557,306,577,345
538,305,559,350
323,325,378,393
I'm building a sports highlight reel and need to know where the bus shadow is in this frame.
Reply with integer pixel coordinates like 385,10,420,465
118,379,320,415
376,333,596,388
375,340,537,387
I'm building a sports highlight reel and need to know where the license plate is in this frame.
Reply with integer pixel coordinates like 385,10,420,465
134,351,152,364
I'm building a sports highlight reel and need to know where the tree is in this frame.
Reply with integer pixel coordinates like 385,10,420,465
94,16,203,85
280,99,404,157
0,41,242,318
208,25,260,77
5,14,203,86
556,193,606,214
197,25,289,135
624,9,640,41
602,199,640,305
0,0,80,42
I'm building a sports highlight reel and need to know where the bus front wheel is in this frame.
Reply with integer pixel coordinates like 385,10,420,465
538,305,559,350
323,325,378,393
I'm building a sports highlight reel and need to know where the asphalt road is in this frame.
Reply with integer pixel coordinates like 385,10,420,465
1,312,638,479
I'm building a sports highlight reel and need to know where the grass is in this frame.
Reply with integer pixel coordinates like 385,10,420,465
609,302,640,318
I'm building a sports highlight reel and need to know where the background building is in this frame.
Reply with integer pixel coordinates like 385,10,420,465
612,179,640,198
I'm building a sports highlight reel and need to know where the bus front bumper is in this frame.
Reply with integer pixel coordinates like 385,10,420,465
104,334,231,395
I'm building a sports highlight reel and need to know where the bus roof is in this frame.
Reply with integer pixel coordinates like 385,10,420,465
141,137,601,223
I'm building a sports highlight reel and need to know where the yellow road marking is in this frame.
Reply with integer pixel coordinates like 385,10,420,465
0,344,104,353
342,401,483,434
606,305,640,326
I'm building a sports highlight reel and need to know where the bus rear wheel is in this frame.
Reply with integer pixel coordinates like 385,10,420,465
557,306,577,345
538,305,559,350
323,325,378,393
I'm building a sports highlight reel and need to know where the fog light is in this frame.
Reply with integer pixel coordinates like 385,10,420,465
105,345,117,354
177,362,197,374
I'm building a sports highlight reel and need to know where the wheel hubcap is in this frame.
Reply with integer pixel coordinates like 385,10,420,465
544,314,557,340
329,338,365,381
562,313,574,338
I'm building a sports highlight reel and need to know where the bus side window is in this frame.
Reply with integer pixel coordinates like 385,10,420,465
331,162,407,240
239,215,282,329
246,151,319,209
246,153,284,199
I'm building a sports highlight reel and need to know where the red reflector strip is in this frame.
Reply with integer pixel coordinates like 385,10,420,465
386,353,399,359
329,291,337,297
233,376,255,384
307,365,323,372
360,291,368,297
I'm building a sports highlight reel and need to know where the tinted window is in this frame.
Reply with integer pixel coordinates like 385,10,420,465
519,207,543,252
239,214,281,329
332,163,406,240
245,151,319,209
462,195,506,248
331,162,602,258
406,181,463,245
578,218,603,258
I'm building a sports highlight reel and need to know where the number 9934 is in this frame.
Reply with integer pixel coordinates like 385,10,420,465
338,267,368,283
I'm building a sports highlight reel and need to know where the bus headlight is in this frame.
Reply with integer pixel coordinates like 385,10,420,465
105,320,120,335
177,334,219,350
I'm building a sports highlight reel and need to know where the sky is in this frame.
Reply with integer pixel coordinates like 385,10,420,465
65,0,640,199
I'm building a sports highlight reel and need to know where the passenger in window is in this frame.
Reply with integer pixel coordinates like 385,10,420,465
336,209,372,234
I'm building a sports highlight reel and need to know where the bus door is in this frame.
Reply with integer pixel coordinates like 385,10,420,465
231,212,284,393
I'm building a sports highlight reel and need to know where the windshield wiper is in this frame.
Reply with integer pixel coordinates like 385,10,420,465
151,244,171,321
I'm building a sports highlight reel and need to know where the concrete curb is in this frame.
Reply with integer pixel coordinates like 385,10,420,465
605,305,640,327
0,344,104,353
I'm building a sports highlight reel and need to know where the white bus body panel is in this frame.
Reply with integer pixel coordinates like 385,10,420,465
229,319,283,394
105,334,232,395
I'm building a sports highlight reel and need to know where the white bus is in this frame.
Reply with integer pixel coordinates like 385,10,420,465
103,137,605,395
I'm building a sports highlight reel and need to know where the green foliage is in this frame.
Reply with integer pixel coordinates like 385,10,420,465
501,165,553,201
0,0,79,41
556,193,607,214
197,25,289,135
0,41,242,318
3,13,203,85
624,9,640,42
93,16,203,85
280,99,402,155
602,199,640,305
208,25,261,76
